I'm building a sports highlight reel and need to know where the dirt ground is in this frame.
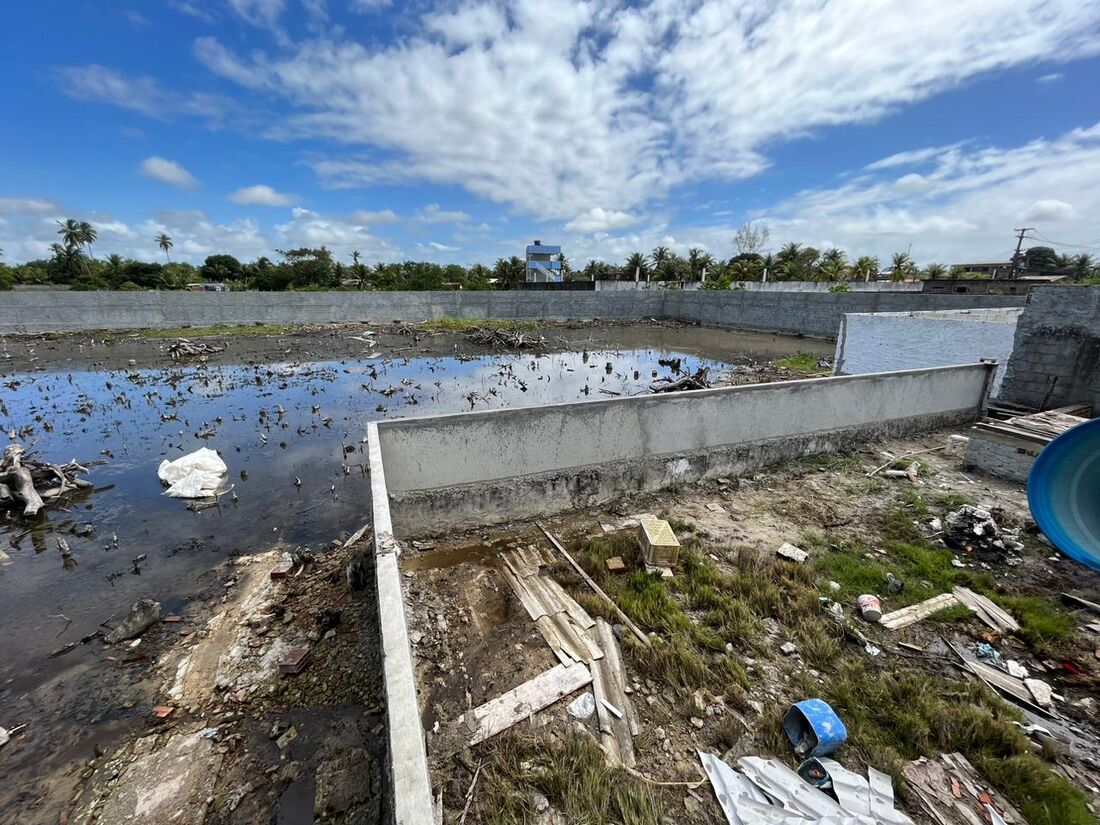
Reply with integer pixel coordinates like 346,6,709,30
403,429,1100,825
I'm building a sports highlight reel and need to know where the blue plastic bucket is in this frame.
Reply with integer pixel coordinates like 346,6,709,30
782,698,847,758
1028,417,1100,572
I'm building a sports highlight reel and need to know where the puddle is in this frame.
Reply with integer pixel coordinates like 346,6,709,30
0,324,829,820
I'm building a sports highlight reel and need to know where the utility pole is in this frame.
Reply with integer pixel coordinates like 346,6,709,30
1008,228,1034,279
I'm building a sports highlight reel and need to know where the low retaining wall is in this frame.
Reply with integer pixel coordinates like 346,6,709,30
378,364,996,534
0,289,1026,339
834,308,1021,394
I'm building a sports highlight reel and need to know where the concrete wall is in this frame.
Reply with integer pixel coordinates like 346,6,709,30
661,290,1024,339
0,288,1026,339
834,308,1021,394
1000,286,1100,409
730,281,921,293
964,429,1042,484
378,364,996,534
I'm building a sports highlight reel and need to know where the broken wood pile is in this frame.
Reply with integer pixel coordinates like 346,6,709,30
166,338,227,359
464,326,547,351
650,366,710,393
0,443,95,517
903,752,1026,824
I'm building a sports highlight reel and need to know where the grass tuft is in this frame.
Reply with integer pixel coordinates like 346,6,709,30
419,317,538,332
774,352,830,375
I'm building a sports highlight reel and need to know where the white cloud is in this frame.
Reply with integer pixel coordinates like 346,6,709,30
427,241,459,252
227,184,296,206
274,207,401,260
565,208,639,233
348,209,399,225
0,198,58,214
348,0,392,12
415,204,470,224
1025,198,1077,221
227,0,285,32
140,156,199,189
54,64,229,124
187,0,1100,224
125,10,152,29
1037,72,1064,83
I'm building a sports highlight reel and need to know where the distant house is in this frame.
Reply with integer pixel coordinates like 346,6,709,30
948,261,1014,278
186,283,228,292
922,275,1068,295
525,240,562,283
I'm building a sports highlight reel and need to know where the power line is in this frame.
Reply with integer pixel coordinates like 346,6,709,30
1025,229,1100,252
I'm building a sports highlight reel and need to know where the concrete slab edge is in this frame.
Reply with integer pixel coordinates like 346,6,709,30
367,421,435,825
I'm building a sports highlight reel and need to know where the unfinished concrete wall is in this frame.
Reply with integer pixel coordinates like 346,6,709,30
0,288,1026,337
378,364,995,534
834,308,1021,394
660,290,1024,339
730,281,922,292
999,286,1100,409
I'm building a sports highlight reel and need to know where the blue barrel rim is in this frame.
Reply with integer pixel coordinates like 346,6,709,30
1027,416,1100,572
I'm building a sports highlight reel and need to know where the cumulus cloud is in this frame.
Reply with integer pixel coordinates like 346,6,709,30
1025,198,1077,221
348,209,399,225
565,208,639,233
0,198,58,214
227,184,296,206
186,0,1100,223
140,156,199,189
415,204,470,224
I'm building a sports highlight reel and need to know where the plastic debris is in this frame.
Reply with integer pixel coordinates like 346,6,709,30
157,447,228,498
857,594,882,623
783,699,847,758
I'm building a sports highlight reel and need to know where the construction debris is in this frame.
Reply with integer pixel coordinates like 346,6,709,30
0,442,95,517
903,753,1027,824
783,699,847,758
589,618,639,768
699,751,915,825
944,506,1022,554
464,326,547,351
879,593,960,630
777,543,809,563
952,587,1020,633
104,599,161,644
166,338,226,360
857,594,882,623
465,662,592,745
637,517,681,568
650,366,710,393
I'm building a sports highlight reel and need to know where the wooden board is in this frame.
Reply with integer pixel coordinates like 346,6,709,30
467,662,592,745
953,587,1019,633
879,593,960,630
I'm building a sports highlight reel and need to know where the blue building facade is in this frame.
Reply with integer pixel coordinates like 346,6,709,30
525,240,562,283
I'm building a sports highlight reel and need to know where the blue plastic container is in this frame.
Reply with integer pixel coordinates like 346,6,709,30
1028,417,1100,572
782,698,847,758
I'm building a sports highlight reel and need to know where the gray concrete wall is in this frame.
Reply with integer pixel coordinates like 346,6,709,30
378,364,995,534
964,429,1042,484
999,286,1100,409
661,290,1025,339
834,308,1021,394
0,288,1026,338
730,281,922,293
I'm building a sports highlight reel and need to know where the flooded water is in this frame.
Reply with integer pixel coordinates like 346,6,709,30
0,323,828,819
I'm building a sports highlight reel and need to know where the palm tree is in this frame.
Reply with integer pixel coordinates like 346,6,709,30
50,242,88,281
625,251,649,281
729,259,759,281
777,242,803,263
890,252,915,282
852,255,879,282
759,252,776,281
821,248,847,267
923,262,947,279
687,247,705,279
818,259,846,282
57,218,84,249
650,246,671,279
79,221,97,258
156,233,173,263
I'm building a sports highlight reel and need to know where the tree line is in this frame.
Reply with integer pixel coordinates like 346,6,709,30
0,219,1095,291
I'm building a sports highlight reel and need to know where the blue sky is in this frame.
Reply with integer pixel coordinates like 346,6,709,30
2,0,1100,267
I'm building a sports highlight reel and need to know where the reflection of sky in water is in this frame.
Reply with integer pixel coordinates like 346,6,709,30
0,344,731,668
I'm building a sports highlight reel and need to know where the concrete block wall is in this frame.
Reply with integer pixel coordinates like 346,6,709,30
834,308,1021,394
964,431,1041,484
0,288,1026,338
378,363,995,533
999,286,1100,409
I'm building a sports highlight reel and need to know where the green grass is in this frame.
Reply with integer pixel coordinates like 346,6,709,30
477,732,665,825
564,527,1092,825
419,316,538,332
774,352,829,375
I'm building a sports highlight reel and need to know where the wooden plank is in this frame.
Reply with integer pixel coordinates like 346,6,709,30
538,523,650,647
467,662,592,745
500,564,547,622
543,575,596,630
535,615,580,665
880,593,960,630
953,587,1019,632
1062,592,1100,615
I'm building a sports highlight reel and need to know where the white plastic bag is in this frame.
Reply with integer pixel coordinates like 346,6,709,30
158,448,228,498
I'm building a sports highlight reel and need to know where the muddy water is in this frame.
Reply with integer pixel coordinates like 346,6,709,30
0,324,828,818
